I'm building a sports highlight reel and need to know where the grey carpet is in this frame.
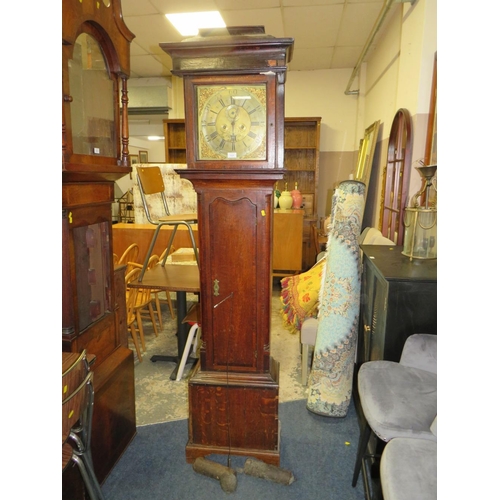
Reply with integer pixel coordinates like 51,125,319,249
102,399,366,500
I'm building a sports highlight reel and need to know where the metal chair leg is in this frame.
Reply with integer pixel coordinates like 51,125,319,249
161,226,179,266
183,223,200,266
352,420,373,487
71,453,104,500
139,224,162,281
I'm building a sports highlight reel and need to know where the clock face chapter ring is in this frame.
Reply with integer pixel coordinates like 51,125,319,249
197,84,267,161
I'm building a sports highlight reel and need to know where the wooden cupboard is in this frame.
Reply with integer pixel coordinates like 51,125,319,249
273,209,304,276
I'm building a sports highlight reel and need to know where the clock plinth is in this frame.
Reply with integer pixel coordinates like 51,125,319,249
161,27,293,466
186,358,280,465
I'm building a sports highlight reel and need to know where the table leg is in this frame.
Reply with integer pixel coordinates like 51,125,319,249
150,291,197,380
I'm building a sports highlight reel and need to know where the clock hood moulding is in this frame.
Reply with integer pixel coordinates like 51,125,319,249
160,26,294,77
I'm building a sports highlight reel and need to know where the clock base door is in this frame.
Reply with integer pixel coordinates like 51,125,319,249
186,357,280,466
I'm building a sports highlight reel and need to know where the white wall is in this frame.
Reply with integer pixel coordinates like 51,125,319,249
285,69,359,152
362,0,437,227
285,69,360,216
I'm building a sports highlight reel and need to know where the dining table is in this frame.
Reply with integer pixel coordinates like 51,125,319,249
128,263,200,380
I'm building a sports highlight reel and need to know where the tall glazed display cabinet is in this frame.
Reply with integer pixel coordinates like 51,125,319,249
62,0,136,495
161,27,293,465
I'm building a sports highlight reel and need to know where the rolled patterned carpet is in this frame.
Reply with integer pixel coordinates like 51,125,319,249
306,180,365,417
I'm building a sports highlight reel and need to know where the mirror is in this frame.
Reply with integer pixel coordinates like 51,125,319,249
378,109,413,245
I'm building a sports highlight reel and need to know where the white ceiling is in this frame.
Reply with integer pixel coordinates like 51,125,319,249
121,0,396,78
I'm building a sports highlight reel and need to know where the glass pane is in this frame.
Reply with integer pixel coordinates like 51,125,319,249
69,33,116,157
73,222,112,332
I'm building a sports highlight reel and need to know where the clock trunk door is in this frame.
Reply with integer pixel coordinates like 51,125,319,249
200,187,272,373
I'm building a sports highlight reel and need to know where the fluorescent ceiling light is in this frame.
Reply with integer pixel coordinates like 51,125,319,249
166,11,226,37
147,136,164,141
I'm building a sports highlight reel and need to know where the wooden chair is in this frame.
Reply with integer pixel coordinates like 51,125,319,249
125,265,159,352
144,254,175,328
125,268,143,362
136,166,199,281
62,351,103,500
130,255,173,329
149,249,176,323
118,243,140,275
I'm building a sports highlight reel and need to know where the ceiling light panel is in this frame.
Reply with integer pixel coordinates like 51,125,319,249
152,0,218,15
166,11,226,36
215,0,280,9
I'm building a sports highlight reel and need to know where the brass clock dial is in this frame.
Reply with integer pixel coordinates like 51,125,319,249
197,84,267,160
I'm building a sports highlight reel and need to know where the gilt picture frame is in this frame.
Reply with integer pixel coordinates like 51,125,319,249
354,120,380,190
424,53,437,166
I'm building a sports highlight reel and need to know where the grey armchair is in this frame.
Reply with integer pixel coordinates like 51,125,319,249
352,333,437,499
380,416,437,500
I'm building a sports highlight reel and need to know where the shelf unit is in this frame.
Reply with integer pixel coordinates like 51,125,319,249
282,117,321,214
162,116,321,270
283,117,321,269
163,118,187,163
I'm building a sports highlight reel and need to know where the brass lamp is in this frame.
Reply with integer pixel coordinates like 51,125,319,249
402,164,437,260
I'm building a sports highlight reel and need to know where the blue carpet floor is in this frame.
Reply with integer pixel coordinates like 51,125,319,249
102,399,366,499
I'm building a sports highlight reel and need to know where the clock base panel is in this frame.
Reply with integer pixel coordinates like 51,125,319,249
186,358,280,466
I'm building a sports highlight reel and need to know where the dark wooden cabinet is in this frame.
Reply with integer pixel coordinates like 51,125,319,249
62,0,136,492
357,244,437,365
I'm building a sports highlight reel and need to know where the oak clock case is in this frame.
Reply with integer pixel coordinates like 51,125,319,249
62,0,136,495
161,28,293,467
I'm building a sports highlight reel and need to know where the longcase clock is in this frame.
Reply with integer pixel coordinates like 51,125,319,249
161,27,293,465
62,0,136,495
